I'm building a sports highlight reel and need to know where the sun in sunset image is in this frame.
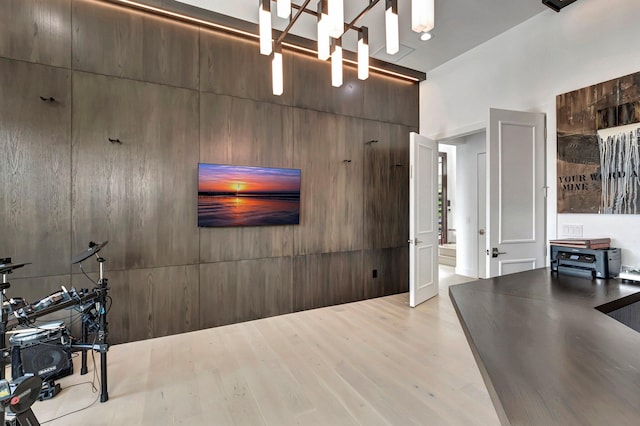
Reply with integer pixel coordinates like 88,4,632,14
198,164,301,227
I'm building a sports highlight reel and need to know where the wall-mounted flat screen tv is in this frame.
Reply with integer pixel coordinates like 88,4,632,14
198,163,301,227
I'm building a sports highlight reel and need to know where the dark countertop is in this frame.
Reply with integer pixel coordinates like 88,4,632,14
449,268,640,426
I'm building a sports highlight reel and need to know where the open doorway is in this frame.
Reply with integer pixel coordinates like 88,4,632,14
438,145,457,268
435,109,546,279
438,131,486,278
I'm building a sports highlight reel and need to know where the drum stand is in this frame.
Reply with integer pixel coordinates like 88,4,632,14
1,269,11,421
69,241,110,403
72,253,109,403
0,243,111,426
0,260,32,426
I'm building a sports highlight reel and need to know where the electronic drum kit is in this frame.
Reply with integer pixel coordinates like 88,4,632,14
0,241,111,426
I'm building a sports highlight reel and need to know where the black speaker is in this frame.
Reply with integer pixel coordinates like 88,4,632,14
14,340,73,382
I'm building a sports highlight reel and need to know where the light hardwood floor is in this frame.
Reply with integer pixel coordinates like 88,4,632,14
28,266,499,425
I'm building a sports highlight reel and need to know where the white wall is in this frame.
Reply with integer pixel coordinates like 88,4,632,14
453,132,485,277
421,0,640,266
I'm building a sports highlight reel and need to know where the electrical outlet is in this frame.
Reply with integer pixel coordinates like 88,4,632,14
561,224,583,237
574,225,583,237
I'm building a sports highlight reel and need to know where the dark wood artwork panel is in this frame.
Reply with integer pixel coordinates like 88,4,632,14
363,120,410,250
363,247,409,299
293,251,363,312
293,109,364,255
72,0,199,89
0,59,71,278
0,0,71,68
71,72,199,271
556,70,640,213
199,94,295,262
199,29,293,105
364,74,419,127
291,51,364,118
556,133,601,214
199,257,293,328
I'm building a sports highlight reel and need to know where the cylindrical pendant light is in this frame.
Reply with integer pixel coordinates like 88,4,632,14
317,0,330,60
328,0,344,38
259,0,272,55
358,27,369,80
272,43,283,96
331,38,343,87
385,0,399,55
412,0,434,33
276,0,291,19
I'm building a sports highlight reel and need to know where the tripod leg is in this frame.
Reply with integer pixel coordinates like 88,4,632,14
81,321,88,375
100,350,108,402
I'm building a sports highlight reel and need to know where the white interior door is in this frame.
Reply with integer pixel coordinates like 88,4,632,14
409,132,439,307
487,108,546,278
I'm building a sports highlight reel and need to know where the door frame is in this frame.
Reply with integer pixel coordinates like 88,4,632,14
436,130,485,279
433,113,547,279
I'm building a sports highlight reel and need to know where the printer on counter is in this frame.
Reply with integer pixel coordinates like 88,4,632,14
551,245,621,279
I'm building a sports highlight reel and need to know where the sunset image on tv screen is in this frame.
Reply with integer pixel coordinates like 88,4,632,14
198,163,301,227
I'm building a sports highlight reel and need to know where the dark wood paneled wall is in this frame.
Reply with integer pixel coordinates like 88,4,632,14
71,72,200,271
0,0,419,344
293,109,364,255
0,0,72,68
72,0,199,88
199,94,295,263
0,59,71,278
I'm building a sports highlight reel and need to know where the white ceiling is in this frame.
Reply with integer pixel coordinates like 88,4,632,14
175,0,548,73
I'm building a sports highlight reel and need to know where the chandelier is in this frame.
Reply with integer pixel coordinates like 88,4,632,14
259,0,435,95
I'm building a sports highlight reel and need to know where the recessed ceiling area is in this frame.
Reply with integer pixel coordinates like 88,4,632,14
174,0,548,73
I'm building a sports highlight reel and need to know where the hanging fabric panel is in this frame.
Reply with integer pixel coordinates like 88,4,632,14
598,128,640,213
